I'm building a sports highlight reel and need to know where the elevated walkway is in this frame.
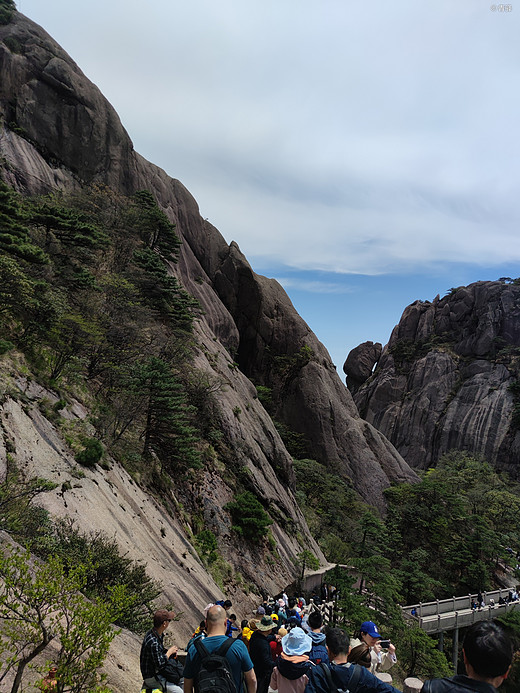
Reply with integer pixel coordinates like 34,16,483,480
402,589,520,670
403,589,520,634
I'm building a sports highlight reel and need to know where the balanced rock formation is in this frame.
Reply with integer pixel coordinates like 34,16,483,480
350,280,520,476
343,341,382,393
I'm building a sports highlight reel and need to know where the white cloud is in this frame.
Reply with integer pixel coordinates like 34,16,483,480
20,0,520,278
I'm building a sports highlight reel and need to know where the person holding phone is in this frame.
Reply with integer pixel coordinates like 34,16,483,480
350,621,397,675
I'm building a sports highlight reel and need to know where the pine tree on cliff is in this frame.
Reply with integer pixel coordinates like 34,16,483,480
0,181,48,264
132,357,201,472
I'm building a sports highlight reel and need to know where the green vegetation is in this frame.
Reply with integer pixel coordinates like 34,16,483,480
0,181,202,488
294,458,364,562
0,457,160,636
36,518,161,633
271,344,315,379
0,456,56,540
195,529,218,565
293,549,320,589
0,0,16,25
225,491,272,543
294,451,520,682
508,380,520,429
0,546,129,693
385,452,520,599
75,437,103,467
389,334,455,368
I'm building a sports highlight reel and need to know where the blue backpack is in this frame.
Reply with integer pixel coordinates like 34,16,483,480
310,641,329,665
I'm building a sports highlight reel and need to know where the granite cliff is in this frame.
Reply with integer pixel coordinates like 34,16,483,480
0,9,416,506
0,9,420,687
347,280,520,476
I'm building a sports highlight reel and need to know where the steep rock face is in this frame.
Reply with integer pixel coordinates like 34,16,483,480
200,242,416,505
0,10,418,511
0,364,324,689
351,281,520,475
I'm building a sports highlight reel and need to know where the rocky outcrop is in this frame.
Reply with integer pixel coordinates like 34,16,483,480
350,281,520,475
343,341,382,393
0,10,417,511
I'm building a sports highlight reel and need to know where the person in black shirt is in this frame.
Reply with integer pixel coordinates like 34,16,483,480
249,616,277,693
422,621,513,693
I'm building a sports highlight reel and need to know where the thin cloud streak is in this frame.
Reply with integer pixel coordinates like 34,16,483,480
273,277,357,295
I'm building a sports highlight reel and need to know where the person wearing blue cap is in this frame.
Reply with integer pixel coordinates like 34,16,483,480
305,628,401,693
270,627,313,693
350,621,397,675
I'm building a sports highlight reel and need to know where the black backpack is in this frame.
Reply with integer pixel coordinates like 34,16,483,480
194,637,237,693
320,662,362,693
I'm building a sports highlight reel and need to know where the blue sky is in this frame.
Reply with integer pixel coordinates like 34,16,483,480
17,1,520,372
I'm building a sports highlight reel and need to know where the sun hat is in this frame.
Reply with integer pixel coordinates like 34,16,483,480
360,621,381,639
248,619,258,630
257,616,276,631
281,627,312,656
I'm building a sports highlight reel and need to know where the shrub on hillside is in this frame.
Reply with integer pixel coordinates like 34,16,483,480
75,438,103,467
225,491,272,543
0,0,16,25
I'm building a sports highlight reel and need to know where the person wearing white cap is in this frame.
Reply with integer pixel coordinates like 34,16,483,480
350,621,397,675
270,627,313,693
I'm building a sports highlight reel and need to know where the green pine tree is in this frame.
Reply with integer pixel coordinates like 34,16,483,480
0,181,48,264
132,189,181,258
131,357,201,472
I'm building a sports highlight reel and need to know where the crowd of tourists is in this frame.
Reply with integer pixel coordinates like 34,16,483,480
139,592,515,693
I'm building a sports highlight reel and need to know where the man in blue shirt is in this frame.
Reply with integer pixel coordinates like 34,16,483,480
183,605,256,693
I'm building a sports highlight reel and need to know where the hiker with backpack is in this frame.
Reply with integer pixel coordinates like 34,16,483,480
305,628,401,693
307,611,329,666
183,604,256,693
140,609,184,693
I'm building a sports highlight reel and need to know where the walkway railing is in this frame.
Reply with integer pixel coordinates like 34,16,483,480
403,588,517,619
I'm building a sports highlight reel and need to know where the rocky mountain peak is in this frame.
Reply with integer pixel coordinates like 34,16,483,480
349,279,520,476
